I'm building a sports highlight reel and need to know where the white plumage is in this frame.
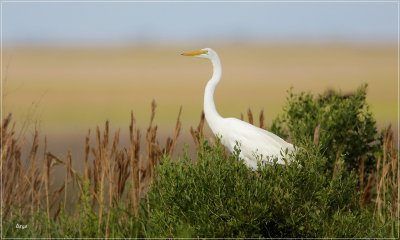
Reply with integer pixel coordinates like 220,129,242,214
182,48,293,170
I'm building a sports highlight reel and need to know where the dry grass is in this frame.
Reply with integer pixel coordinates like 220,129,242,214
1,101,183,226
374,125,398,226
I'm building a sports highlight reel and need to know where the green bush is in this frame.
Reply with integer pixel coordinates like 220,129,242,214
271,84,381,174
141,139,383,238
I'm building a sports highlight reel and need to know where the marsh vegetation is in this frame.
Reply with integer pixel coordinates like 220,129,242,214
2,85,398,238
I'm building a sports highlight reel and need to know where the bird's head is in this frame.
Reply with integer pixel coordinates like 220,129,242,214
181,48,215,59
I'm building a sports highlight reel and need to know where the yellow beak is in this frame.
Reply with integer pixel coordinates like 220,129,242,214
181,49,208,56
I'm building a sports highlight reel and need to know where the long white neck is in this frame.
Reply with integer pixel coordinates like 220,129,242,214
204,54,224,134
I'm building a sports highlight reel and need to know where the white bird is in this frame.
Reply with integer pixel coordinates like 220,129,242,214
181,48,294,170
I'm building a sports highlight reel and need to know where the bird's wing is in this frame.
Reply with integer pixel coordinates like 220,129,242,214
223,118,293,161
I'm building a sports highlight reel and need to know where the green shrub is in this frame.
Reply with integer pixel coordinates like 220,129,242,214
271,84,381,174
141,139,383,237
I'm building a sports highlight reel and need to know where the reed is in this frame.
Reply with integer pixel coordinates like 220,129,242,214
1,101,182,225
190,111,205,148
129,111,140,216
247,108,254,125
374,125,398,233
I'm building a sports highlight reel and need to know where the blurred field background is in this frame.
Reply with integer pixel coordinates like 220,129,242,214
3,43,397,159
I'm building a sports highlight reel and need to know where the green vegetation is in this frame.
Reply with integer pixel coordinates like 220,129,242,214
271,84,380,174
2,86,398,238
143,140,381,237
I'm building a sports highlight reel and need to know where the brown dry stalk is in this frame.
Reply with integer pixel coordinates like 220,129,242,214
164,106,182,156
129,111,141,216
43,148,51,236
84,130,91,182
46,153,65,216
146,100,161,181
28,130,39,215
374,125,398,223
106,148,115,239
332,153,344,179
259,110,265,129
190,111,205,148
64,151,72,211
1,114,17,218
115,146,129,201
359,156,365,191
240,108,266,129
362,173,374,206
90,124,105,233
313,124,321,146
247,108,254,125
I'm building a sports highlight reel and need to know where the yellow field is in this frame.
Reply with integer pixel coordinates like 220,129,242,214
3,44,397,149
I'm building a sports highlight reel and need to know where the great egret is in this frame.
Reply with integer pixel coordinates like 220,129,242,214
181,48,294,170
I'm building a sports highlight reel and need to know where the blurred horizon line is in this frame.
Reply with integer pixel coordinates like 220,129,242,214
4,38,397,49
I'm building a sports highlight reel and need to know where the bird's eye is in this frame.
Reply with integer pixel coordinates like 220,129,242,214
201,49,208,55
